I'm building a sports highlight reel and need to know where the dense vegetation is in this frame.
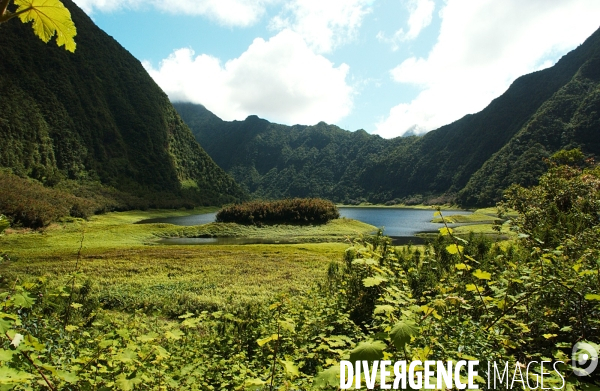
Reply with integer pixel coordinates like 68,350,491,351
216,198,340,226
458,42,600,205
1,156,598,389
0,0,245,227
175,25,600,206
0,170,217,228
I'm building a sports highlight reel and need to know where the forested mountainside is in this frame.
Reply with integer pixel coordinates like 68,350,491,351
176,26,600,206
0,0,244,222
174,102,413,203
458,38,600,205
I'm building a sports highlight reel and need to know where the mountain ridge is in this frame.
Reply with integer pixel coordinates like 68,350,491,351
175,25,600,205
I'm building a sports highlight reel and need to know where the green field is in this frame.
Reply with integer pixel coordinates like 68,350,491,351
2,194,596,390
0,209,375,315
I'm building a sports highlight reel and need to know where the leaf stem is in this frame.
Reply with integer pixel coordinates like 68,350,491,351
270,306,282,391
4,332,57,391
64,227,85,328
0,0,11,20
0,5,32,22
437,208,466,263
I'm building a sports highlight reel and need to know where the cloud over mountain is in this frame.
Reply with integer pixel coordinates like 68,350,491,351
376,0,600,138
144,29,353,125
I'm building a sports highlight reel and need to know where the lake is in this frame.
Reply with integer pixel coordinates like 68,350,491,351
138,207,471,245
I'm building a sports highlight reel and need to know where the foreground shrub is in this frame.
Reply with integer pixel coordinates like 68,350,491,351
216,198,340,225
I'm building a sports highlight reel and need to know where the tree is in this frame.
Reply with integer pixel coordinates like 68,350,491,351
0,0,76,52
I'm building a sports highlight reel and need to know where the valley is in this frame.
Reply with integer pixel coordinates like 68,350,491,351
0,0,598,389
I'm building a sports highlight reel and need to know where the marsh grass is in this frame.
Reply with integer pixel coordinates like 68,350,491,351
159,218,375,243
428,207,517,238
0,209,373,317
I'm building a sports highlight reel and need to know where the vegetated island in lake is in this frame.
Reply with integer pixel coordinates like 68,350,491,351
157,198,376,244
216,198,340,226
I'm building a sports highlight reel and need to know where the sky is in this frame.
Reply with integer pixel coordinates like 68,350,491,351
72,0,600,138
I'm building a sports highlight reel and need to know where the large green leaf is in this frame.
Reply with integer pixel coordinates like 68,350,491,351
313,365,340,388
281,359,299,379
0,318,13,334
244,378,266,390
56,370,79,384
164,328,184,340
363,275,387,287
0,349,15,362
349,339,386,362
389,320,418,351
14,0,76,52
115,372,143,391
472,269,491,280
0,367,35,385
12,292,35,309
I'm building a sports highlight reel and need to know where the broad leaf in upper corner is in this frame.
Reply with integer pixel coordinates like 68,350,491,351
14,0,76,52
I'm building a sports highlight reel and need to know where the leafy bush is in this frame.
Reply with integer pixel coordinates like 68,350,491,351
501,152,600,251
0,169,241,228
0,171,97,228
316,155,600,388
216,198,340,225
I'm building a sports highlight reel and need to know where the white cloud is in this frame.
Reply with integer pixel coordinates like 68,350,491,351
73,0,275,26
376,0,600,138
378,0,435,49
144,30,353,125
269,0,373,53
73,0,372,43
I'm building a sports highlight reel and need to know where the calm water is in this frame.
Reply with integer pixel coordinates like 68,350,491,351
338,207,469,237
138,207,471,245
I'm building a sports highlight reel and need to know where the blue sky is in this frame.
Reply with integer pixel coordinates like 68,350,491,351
74,0,600,138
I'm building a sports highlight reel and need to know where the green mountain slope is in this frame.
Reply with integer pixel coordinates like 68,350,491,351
0,0,244,216
458,43,600,205
176,26,600,205
173,103,415,203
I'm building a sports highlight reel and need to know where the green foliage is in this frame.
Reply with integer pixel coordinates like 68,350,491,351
0,170,95,227
216,198,340,226
459,36,600,206
0,268,366,390
2,156,600,389
501,157,600,250
389,320,418,351
0,215,8,234
316,173,600,388
550,148,587,167
0,170,220,228
349,339,386,363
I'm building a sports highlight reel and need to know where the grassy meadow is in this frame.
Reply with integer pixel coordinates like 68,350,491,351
0,206,511,318
0,208,376,317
